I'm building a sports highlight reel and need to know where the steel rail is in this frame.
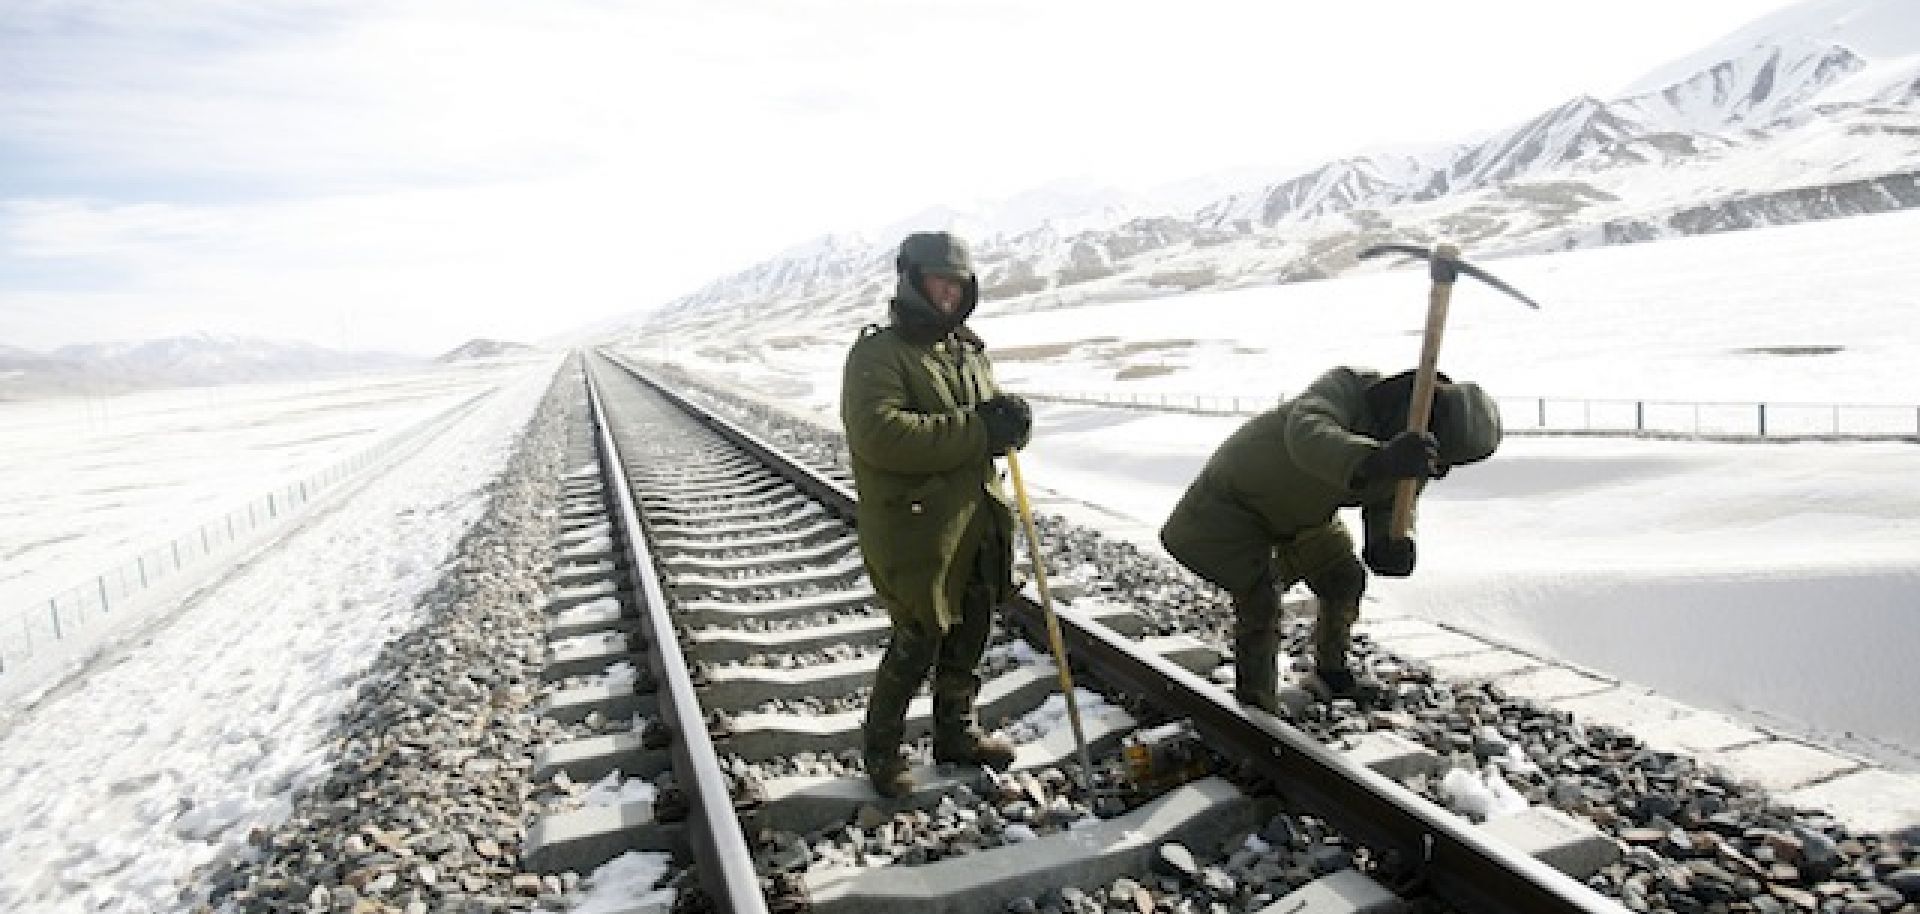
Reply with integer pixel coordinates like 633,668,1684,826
582,355,770,914
609,349,1624,914
1014,607,1622,914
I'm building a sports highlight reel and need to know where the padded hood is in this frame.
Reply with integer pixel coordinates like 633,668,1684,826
1431,382,1502,466
1365,369,1503,466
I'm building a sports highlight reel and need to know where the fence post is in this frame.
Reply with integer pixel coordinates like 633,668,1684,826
138,556,148,588
1538,398,1546,427
97,575,110,614
1636,402,1644,431
1758,404,1767,437
269,493,277,519
172,541,182,570
49,600,63,641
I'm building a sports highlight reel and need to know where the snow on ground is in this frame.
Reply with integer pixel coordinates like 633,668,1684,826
1017,409,1920,769
564,852,675,914
1,209,1916,912
679,207,1920,417
0,361,537,612
640,209,1920,777
0,358,559,914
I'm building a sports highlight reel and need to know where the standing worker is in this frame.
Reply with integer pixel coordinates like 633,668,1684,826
841,231,1033,798
1159,367,1502,711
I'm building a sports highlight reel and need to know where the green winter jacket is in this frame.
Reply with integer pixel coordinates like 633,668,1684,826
840,261,1015,631
1159,367,1501,596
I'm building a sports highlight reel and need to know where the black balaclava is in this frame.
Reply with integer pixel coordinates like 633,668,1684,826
890,231,981,345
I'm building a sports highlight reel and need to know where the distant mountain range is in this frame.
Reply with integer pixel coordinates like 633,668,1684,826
0,335,420,400
612,0,1920,348
435,339,541,363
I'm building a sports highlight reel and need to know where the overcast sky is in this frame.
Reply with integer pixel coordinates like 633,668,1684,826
0,0,1808,356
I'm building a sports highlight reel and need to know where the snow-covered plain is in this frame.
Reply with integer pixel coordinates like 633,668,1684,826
1,210,1917,913
643,208,1920,775
0,357,577,913
0,362,540,613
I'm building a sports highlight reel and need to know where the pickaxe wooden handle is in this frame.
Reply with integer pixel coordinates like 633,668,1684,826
1357,242,1540,540
1004,449,1096,796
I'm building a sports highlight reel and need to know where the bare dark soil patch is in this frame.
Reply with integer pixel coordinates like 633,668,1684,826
1733,345,1845,356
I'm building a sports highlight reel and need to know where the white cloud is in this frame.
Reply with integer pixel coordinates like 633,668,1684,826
1,177,817,354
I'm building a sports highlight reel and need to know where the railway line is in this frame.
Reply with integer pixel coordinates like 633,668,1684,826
172,352,1918,914
521,351,1633,914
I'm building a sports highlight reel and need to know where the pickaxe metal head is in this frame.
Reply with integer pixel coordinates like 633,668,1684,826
1359,242,1542,310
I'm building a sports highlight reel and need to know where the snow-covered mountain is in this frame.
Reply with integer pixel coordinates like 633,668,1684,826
0,335,418,399
608,0,1920,350
880,179,1150,243
1621,0,1920,97
436,339,541,363
645,181,1154,334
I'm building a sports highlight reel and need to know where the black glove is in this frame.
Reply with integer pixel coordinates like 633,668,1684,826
1363,536,1416,577
1360,430,1441,481
978,394,1032,454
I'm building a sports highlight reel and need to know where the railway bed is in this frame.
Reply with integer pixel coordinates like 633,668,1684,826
515,353,1633,914
201,354,1920,914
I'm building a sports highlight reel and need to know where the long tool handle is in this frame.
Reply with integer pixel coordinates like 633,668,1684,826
1390,245,1460,540
1004,449,1096,795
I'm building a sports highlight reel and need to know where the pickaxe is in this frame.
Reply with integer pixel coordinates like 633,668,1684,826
1356,242,1540,539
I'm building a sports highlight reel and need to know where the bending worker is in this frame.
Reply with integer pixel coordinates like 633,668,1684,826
840,231,1033,798
1159,366,1502,711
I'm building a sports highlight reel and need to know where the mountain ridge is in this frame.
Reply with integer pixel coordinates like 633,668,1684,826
611,0,1920,349
0,334,419,400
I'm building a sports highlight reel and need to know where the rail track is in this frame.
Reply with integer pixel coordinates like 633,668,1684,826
514,350,1634,914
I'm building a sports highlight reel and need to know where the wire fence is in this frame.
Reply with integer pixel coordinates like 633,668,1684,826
0,388,495,687
1028,391,1920,441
